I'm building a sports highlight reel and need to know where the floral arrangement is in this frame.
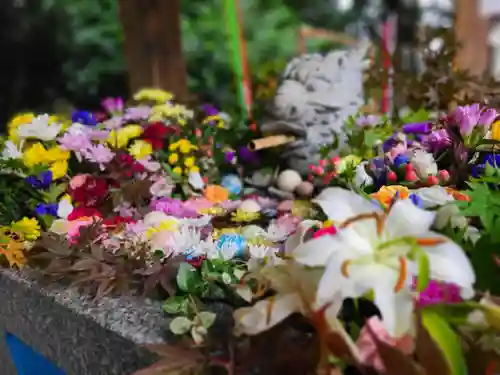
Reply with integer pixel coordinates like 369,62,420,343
2,89,500,375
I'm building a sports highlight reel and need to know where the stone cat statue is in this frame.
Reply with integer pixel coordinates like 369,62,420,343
260,41,370,176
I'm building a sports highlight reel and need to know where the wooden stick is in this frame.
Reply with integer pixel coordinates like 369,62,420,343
248,135,296,151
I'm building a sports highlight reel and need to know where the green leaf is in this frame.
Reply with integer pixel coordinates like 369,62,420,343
163,296,189,315
169,317,192,335
470,235,500,294
420,310,468,375
176,263,198,292
198,311,216,329
416,251,430,292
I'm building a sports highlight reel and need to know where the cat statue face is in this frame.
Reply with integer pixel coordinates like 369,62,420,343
260,42,370,176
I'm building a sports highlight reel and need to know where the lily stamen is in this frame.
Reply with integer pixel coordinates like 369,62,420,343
341,260,352,278
416,237,446,246
394,256,407,292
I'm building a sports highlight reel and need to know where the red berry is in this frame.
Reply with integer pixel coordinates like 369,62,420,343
427,175,439,185
387,171,397,182
404,163,414,172
405,171,418,182
439,170,450,182
318,159,327,167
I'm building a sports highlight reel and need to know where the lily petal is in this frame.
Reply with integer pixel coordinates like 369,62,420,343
419,232,476,292
314,187,379,222
233,293,302,336
384,199,435,238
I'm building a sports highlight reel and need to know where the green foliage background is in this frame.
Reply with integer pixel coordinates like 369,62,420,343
0,0,362,128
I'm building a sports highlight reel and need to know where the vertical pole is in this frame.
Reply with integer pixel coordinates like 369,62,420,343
455,0,490,76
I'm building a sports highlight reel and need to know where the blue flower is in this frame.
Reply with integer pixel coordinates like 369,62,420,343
409,193,424,208
217,234,247,258
393,154,409,168
72,110,97,126
25,170,53,189
35,203,58,216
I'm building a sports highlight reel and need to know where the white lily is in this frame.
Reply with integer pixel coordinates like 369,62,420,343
233,264,344,338
15,114,62,141
294,187,476,337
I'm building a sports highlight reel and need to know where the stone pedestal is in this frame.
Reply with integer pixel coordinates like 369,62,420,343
0,269,166,375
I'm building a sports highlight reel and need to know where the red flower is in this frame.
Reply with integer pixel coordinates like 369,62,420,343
68,207,103,221
103,216,135,227
142,122,179,150
70,177,109,207
186,256,205,268
312,226,337,239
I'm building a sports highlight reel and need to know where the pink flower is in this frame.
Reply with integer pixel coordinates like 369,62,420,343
69,174,90,189
102,116,124,130
101,97,124,114
82,144,115,170
183,198,214,212
413,279,463,307
150,177,174,198
58,132,92,161
137,156,161,172
356,316,414,372
124,106,151,121
67,217,100,243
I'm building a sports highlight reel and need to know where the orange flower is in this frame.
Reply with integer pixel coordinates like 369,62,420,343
203,185,229,203
444,187,471,202
370,185,410,208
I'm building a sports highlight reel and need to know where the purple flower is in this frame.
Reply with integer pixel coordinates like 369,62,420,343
224,151,236,163
201,104,219,116
413,279,463,307
150,198,198,218
238,146,260,164
25,171,53,189
454,104,497,136
356,114,380,127
402,122,432,134
421,129,451,153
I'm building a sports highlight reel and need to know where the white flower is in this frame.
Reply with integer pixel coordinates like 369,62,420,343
233,264,345,338
247,244,279,271
410,149,438,178
354,161,374,188
57,197,73,219
264,220,294,242
434,203,468,230
15,114,62,141
180,215,212,228
188,171,205,190
150,176,174,197
283,219,321,254
1,140,23,160
412,186,454,208
294,187,476,337
166,226,202,256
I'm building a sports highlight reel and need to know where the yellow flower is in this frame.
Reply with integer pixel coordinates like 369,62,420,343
202,115,225,128
168,153,179,164
184,156,195,168
323,220,335,228
231,209,260,223
179,140,197,154
189,166,200,173
491,120,500,141
199,206,225,216
172,166,183,175
0,239,26,268
150,103,194,125
337,155,362,173
45,147,70,163
49,160,68,180
107,125,143,148
11,217,41,241
371,185,410,208
146,219,179,239
22,143,47,167
8,113,35,141
129,140,153,160
134,88,174,103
